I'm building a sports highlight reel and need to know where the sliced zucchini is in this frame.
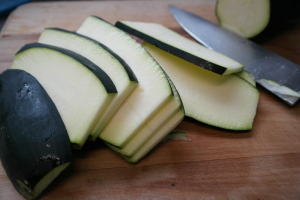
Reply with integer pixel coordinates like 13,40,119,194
144,42,259,130
77,16,173,147
0,69,72,200
257,79,300,103
38,28,138,140
108,76,184,157
109,108,184,163
115,20,243,75
11,43,117,149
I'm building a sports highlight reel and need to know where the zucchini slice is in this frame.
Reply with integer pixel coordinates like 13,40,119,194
11,43,117,149
257,79,300,103
38,28,138,141
109,108,184,163
77,16,173,147
115,21,243,75
107,76,184,157
143,42,259,130
0,69,72,200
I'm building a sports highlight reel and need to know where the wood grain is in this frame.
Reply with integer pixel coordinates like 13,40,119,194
0,1,300,200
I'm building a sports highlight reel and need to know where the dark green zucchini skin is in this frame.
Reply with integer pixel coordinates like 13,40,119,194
252,0,300,43
44,27,138,83
0,69,72,199
115,21,226,75
17,43,118,94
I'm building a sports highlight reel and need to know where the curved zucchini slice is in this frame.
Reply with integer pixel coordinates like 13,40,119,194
77,16,173,147
0,69,72,200
38,28,138,141
11,43,117,149
109,108,184,163
144,42,259,131
115,21,243,75
128,108,184,163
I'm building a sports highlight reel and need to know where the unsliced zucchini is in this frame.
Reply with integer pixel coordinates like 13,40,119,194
161,132,190,142
0,69,72,200
115,21,243,75
11,43,117,149
216,0,300,39
216,0,270,38
77,16,173,147
38,28,138,141
144,42,259,130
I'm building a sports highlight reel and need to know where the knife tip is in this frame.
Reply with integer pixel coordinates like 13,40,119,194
168,5,178,12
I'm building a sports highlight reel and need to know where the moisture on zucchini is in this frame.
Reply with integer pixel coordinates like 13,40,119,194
0,69,72,200
11,43,117,149
115,20,243,75
144,42,259,131
77,16,173,147
38,28,138,140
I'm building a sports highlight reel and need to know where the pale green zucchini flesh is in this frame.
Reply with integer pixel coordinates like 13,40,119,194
216,0,270,38
257,79,300,104
143,42,259,131
108,76,184,157
77,16,173,147
109,109,185,163
11,43,117,148
38,28,138,140
115,20,243,75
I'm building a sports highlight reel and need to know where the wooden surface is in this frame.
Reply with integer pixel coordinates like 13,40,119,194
1,1,300,199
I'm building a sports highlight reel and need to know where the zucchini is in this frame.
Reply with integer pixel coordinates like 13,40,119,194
0,69,72,200
115,20,243,75
143,42,259,130
107,76,184,158
38,28,138,141
11,43,117,149
109,109,184,163
216,0,300,39
77,16,173,147
257,79,300,103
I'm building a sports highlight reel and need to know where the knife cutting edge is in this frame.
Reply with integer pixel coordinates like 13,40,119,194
169,5,300,106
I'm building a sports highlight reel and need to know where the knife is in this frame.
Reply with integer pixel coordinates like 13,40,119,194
169,6,300,106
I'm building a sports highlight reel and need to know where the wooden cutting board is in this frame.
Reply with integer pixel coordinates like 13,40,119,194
0,1,300,199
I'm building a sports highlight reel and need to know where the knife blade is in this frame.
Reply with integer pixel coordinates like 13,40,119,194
169,5,300,105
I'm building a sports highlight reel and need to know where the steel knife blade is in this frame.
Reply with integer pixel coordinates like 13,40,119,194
169,5,300,105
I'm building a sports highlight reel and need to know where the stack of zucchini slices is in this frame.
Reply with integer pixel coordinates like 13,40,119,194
0,16,259,200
